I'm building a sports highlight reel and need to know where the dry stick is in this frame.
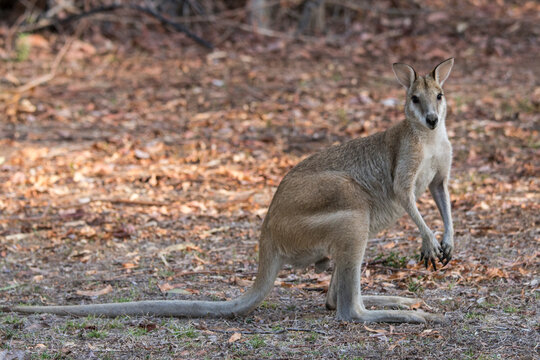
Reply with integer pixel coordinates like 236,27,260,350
205,327,327,336
101,198,170,206
21,4,213,50
14,25,83,94
54,198,170,208
220,19,316,42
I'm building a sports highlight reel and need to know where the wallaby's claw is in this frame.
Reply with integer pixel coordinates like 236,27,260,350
441,253,452,266
431,258,437,271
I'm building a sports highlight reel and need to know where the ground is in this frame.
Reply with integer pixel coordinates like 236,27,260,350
0,3,539,359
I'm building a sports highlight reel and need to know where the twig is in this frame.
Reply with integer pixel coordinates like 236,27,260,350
20,4,213,50
367,264,424,273
102,198,170,206
206,327,327,336
325,0,430,16
220,19,315,42
54,198,170,208
13,24,82,94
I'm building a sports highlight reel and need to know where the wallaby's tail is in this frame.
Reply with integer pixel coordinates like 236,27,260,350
3,241,283,318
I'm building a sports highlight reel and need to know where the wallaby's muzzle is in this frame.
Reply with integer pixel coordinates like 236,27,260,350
426,113,438,129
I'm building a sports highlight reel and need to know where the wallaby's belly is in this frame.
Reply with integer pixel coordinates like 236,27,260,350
368,200,404,236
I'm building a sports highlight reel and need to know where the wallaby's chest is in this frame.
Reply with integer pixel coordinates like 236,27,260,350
414,137,450,197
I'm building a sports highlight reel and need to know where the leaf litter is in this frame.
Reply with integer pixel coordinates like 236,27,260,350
0,1,539,358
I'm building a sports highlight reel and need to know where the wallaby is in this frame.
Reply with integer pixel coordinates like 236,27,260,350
3,59,455,323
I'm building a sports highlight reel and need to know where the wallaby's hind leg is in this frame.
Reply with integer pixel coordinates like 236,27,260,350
333,213,369,320
332,213,442,323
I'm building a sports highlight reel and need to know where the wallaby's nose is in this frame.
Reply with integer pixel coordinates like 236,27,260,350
426,113,438,129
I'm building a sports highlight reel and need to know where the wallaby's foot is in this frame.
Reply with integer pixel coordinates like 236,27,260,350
362,295,422,309
328,295,421,311
326,298,336,310
336,309,444,324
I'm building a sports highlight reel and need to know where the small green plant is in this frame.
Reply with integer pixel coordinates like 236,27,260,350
2,315,22,325
407,279,423,294
172,325,198,339
337,108,348,124
34,352,62,360
1,327,18,340
260,301,278,309
86,330,107,339
106,319,124,329
306,332,318,342
114,297,132,303
249,335,265,349
15,33,31,62
503,306,518,314
61,318,88,331
465,311,484,320
129,327,148,336
375,251,408,268
159,269,175,278
478,301,495,309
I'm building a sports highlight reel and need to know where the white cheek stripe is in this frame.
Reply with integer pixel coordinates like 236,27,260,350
438,98,447,119
409,102,424,123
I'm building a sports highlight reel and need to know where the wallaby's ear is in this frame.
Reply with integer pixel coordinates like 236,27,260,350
392,63,417,89
432,58,454,86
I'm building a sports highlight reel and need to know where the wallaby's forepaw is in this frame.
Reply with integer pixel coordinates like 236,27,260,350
420,234,442,270
439,239,453,266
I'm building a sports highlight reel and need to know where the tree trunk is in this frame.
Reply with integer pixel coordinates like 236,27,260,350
249,0,271,29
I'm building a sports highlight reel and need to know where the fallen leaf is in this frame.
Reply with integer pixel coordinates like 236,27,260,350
134,149,150,159
234,277,254,287
76,284,113,297
364,325,388,334
228,332,242,343
159,242,203,255
409,301,423,310
139,322,158,332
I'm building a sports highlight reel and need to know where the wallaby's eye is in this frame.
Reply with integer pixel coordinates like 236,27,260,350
411,95,420,104
437,93,443,100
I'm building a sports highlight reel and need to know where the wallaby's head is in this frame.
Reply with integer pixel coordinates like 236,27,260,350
392,58,454,130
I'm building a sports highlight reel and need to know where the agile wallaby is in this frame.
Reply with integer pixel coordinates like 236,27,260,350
3,59,455,323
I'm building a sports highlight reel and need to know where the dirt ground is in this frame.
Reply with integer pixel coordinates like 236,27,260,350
0,2,539,359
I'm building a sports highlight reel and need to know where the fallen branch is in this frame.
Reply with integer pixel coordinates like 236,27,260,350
11,23,82,95
21,4,213,50
57,198,170,208
205,327,327,336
